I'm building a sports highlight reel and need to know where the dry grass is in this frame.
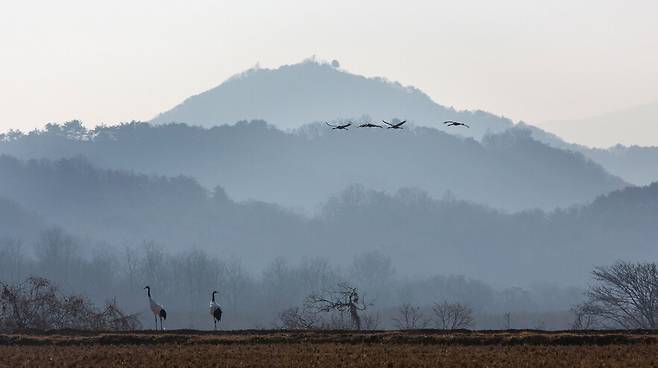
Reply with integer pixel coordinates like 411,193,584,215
2,330,658,367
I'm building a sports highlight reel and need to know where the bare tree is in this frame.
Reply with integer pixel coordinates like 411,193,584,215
392,303,429,330
305,283,371,330
572,261,658,329
432,301,474,330
502,312,511,329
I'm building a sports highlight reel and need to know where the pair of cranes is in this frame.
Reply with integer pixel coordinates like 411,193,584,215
326,120,470,130
144,286,223,330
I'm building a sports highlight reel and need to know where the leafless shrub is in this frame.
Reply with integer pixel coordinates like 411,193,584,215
0,277,140,331
432,301,474,330
573,261,658,329
362,312,381,330
392,303,429,330
570,303,601,330
278,307,319,330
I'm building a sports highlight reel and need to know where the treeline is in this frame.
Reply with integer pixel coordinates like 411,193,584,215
0,152,658,285
0,120,624,211
0,231,579,330
0,153,656,285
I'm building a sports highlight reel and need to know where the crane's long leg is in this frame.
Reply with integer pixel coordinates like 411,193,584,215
214,319,217,331
154,315,157,330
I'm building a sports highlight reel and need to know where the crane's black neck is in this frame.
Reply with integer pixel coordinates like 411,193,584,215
145,287,151,297
212,291,217,302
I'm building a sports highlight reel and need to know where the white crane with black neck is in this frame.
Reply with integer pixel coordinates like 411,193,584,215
209,290,223,330
144,286,167,330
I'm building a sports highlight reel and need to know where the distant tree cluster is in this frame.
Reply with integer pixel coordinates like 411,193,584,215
278,284,475,331
0,228,588,330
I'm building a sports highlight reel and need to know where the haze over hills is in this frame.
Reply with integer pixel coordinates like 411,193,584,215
0,59,655,287
543,102,658,148
0,154,655,286
0,122,626,212
152,59,514,140
510,123,658,185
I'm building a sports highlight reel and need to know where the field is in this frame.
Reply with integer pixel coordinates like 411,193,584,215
2,330,658,367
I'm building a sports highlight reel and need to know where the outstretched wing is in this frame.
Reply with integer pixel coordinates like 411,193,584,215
326,122,336,128
382,120,393,127
344,123,352,128
463,123,470,128
394,120,407,127
443,121,457,125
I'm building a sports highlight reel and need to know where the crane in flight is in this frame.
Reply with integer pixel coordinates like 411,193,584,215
358,123,383,128
443,121,470,128
383,120,406,129
326,122,351,130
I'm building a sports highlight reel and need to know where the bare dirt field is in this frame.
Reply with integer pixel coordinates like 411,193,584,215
2,330,658,367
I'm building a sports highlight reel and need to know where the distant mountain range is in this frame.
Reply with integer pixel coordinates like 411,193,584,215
150,59,658,186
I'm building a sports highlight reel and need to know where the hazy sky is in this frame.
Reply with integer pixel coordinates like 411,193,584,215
1,0,657,145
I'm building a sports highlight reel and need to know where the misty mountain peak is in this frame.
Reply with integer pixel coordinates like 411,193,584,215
151,59,513,138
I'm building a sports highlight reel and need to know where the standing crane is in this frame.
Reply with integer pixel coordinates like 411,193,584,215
144,286,167,330
209,290,223,330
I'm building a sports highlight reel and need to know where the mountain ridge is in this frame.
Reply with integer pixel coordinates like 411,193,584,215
151,59,514,139
0,121,626,213
149,59,658,186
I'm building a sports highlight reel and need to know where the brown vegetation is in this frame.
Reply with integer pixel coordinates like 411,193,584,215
1,330,658,367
